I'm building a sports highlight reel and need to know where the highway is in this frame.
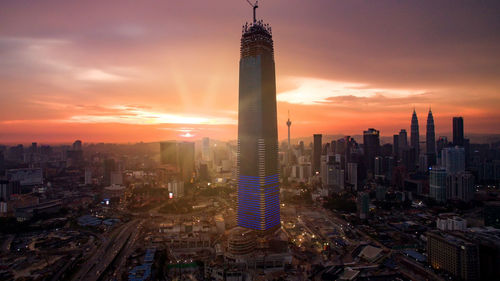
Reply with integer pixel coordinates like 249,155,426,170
71,219,141,281
108,220,145,280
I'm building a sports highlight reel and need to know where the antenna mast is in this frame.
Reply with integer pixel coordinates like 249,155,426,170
245,0,259,23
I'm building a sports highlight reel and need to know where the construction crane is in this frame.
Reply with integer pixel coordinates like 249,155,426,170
245,0,259,23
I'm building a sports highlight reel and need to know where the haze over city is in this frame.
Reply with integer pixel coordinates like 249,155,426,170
1,0,499,143
1,1,500,281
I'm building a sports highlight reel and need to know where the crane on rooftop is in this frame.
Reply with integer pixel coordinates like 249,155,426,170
245,0,259,23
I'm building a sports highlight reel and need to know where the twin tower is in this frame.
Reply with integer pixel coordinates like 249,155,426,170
236,8,280,231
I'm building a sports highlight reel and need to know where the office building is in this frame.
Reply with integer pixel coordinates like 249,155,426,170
426,109,436,165
410,109,420,160
453,116,465,146
393,134,399,159
436,136,449,160
446,171,475,202
159,141,195,182
312,134,322,175
236,9,280,231
363,128,380,174
442,146,466,174
72,140,82,151
103,159,116,186
160,141,178,166
430,167,447,202
202,137,210,162
178,142,195,182
347,162,358,191
84,168,92,185
357,192,369,219
398,129,408,157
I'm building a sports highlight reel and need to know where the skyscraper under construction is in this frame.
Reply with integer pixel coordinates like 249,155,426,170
236,4,280,231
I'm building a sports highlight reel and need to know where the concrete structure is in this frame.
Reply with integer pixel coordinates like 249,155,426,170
160,141,195,182
363,128,380,175
427,231,480,281
398,129,408,159
446,171,474,202
357,192,369,219
236,11,280,231
202,137,210,162
84,168,92,185
453,116,465,147
430,167,447,202
442,146,466,174
6,168,43,186
426,109,436,165
410,109,420,161
167,180,184,198
110,171,123,185
312,134,322,175
436,214,467,231
347,163,358,191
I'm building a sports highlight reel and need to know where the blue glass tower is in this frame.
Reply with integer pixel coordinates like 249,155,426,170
237,8,280,231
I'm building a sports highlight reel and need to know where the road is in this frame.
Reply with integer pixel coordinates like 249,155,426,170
71,219,141,281
108,220,145,280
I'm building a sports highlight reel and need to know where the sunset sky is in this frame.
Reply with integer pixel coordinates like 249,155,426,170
1,0,499,144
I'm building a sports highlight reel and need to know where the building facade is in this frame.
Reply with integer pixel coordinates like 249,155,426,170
426,109,436,166
430,167,447,202
237,14,280,231
453,116,465,147
411,109,420,161
427,231,480,281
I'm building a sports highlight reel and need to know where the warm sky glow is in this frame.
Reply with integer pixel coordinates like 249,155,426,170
1,0,499,144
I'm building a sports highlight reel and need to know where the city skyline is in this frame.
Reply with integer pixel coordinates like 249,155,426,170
1,2,500,280
1,0,500,143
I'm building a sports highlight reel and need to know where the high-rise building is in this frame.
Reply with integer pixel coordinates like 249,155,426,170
178,142,195,182
398,129,408,157
103,158,116,186
357,192,370,219
236,6,279,231
202,137,210,162
72,140,82,151
426,109,436,166
442,146,465,174
453,116,464,147
484,202,500,228
347,162,358,191
67,140,84,167
427,231,480,281
84,168,92,185
374,156,383,176
430,167,447,202
160,141,195,182
393,134,399,159
446,171,475,202
410,109,420,159
436,136,449,160
160,141,178,166
0,180,21,201
363,128,380,174
312,134,322,175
